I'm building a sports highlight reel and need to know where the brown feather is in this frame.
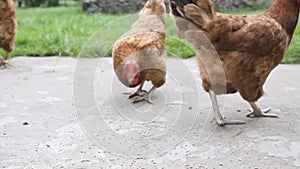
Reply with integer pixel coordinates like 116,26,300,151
170,0,299,102
113,0,166,88
0,0,17,55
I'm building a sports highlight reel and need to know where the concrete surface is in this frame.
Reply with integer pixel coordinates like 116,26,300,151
0,56,300,168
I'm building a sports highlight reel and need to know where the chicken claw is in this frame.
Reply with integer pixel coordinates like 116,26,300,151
0,57,10,68
128,89,147,99
131,85,157,104
247,104,278,118
125,81,147,99
215,118,246,126
131,94,153,104
209,90,246,126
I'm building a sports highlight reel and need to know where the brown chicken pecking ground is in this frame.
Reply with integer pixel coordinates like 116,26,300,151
112,0,167,104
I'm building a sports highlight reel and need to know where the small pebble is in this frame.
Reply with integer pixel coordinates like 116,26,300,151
81,159,90,163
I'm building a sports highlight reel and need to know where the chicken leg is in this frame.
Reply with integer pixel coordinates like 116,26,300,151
128,81,147,99
131,85,157,104
0,53,10,68
209,90,246,126
247,102,278,118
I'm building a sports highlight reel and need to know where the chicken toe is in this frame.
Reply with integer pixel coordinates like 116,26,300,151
0,56,10,68
127,81,147,99
128,89,147,99
210,115,245,126
215,118,246,126
247,102,278,118
209,90,246,126
131,85,156,104
131,94,153,104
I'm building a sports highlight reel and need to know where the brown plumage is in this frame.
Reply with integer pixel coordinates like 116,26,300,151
0,0,17,68
113,0,166,103
170,0,300,125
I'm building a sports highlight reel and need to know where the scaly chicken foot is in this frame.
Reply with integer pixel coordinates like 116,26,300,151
128,89,147,98
127,81,148,99
247,102,278,118
131,85,157,104
209,90,246,126
0,54,10,68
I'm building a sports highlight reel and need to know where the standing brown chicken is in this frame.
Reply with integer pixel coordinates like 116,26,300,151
0,0,17,68
170,0,300,125
113,0,166,104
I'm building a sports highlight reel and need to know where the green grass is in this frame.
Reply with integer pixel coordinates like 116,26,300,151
10,6,121,57
283,21,300,63
4,6,300,63
8,6,194,58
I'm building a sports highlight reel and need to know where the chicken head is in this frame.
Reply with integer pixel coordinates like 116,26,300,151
121,59,141,87
140,0,166,14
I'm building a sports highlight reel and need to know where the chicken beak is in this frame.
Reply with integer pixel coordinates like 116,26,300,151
127,72,141,87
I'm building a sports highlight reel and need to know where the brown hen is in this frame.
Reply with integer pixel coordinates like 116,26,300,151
170,0,300,125
0,0,17,68
112,0,166,104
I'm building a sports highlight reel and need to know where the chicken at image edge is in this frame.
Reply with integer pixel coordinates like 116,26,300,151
169,0,300,125
0,0,17,68
112,0,167,104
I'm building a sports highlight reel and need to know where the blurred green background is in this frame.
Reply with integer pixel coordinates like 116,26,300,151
4,0,300,63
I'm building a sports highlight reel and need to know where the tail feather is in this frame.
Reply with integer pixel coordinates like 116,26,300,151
184,4,210,27
170,0,215,28
193,0,215,18
170,0,227,95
